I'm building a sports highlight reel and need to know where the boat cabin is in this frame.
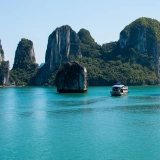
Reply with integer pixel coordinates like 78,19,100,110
110,82,128,96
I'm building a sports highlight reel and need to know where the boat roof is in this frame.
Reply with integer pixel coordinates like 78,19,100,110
116,82,122,85
112,85,124,87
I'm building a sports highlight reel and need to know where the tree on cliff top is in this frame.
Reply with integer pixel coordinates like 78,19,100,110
78,29,101,58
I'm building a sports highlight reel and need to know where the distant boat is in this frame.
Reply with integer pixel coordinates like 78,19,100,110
110,82,128,96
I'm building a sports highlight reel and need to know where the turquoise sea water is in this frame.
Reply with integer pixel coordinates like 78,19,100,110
1,86,160,160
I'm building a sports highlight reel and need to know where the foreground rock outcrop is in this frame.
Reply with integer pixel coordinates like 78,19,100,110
0,40,10,86
55,61,88,93
10,38,38,85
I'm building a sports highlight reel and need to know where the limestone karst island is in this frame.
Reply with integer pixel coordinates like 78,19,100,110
1,17,160,91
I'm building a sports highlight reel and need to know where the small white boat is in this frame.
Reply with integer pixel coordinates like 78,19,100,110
110,82,128,96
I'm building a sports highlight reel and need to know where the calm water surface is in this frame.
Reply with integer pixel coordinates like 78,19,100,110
1,86,160,160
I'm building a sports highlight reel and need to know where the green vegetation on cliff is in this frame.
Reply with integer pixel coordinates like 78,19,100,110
78,29,101,58
76,18,160,85
121,17,160,43
40,18,160,86
10,38,38,85
9,17,160,86
78,57,157,86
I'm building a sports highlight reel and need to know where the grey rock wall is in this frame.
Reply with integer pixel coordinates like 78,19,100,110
0,39,4,63
55,61,87,93
119,19,160,82
2,61,10,85
34,25,81,85
0,40,10,86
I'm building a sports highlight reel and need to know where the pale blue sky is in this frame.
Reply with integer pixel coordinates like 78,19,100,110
1,0,160,68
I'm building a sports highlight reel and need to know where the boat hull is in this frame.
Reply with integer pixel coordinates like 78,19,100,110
110,91,128,96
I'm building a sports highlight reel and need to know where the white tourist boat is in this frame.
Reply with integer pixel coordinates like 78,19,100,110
110,82,128,96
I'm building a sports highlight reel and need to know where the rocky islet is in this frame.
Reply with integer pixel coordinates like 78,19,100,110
1,17,160,87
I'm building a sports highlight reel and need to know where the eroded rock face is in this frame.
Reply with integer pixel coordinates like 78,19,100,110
119,18,160,81
0,40,10,85
0,40,4,63
10,38,38,85
120,25,150,53
34,25,81,85
55,61,87,93
12,38,36,70
0,61,10,85
46,25,81,70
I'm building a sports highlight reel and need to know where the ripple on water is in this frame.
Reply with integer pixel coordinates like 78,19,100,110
52,97,107,107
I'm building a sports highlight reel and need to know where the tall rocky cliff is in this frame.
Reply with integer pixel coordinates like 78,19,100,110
0,40,4,63
78,17,160,85
119,17,160,82
9,17,160,86
0,40,10,86
33,25,82,85
10,38,38,85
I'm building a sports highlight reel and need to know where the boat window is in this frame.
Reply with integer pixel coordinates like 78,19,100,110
113,87,120,91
